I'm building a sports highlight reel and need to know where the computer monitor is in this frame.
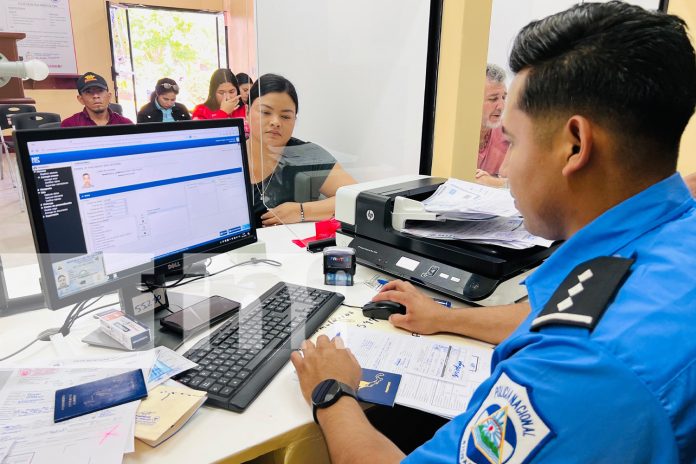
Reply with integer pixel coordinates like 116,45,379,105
14,119,256,313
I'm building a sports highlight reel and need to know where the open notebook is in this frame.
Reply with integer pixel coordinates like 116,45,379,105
135,384,207,447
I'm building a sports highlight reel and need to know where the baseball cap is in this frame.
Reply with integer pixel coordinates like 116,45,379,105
77,72,108,94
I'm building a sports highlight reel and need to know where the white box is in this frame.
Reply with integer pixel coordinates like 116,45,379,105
97,309,151,350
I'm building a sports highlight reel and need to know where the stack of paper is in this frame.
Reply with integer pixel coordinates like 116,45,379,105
0,346,199,462
135,384,207,447
403,179,553,249
421,178,519,220
0,366,143,464
403,217,553,249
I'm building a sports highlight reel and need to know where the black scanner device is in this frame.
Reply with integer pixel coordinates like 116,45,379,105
362,300,407,320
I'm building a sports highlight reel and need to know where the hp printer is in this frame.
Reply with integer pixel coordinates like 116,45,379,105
335,176,558,306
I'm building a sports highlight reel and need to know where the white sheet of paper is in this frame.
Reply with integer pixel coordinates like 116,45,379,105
146,346,198,390
327,324,492,418
0,440,14,462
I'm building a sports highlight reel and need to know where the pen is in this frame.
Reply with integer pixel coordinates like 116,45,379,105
377,279,389,286
432,298,452,308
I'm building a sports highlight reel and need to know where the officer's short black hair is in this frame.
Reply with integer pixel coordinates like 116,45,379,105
509,1,696,171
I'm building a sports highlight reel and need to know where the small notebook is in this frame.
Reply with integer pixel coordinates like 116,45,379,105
134,384,207,447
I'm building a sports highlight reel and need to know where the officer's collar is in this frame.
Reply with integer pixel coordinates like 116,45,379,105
525,173,694,312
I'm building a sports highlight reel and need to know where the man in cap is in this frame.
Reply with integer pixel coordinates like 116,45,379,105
61,72,133,127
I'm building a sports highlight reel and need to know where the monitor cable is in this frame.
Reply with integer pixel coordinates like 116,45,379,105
140,257,281,292
0,296,116,362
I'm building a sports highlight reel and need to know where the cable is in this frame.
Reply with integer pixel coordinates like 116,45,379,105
141,257,282,291
0,297,114,362
1,259,283,361
0,338,39,363
72,301,120,322
341,303,365,309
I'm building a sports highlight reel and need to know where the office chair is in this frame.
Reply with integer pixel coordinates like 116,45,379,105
293,170,331,203
0,104,36,181
3,112,59,211
11,112,61,130
109,103,124,115
39,121,62,129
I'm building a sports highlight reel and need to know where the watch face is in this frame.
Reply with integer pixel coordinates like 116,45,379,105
312,379,341,406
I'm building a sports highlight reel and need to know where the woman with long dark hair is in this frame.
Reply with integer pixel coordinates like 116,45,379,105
247,73,356,227
191,69,247,123
137,78,190,123
236,72,254,106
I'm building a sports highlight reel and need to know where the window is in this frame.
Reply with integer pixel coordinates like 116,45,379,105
107,3,228,121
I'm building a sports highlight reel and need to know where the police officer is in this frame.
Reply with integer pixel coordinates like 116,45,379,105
291,2,696,462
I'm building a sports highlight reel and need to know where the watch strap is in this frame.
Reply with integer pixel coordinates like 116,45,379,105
312,380,356,424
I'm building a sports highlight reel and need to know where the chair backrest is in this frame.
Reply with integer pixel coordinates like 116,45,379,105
293,170,331,203
11,112,62,130
39,121,63,129
109,103,124,115
0,104,37,130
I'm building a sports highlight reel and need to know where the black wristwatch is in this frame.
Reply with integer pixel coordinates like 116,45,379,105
311,379,357,424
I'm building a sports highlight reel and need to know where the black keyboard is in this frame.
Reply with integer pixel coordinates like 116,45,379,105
175,282,344,412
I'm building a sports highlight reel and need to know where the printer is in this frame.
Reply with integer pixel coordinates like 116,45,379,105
335,175,558,306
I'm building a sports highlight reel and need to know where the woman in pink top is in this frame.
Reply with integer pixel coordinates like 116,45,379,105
192,69,249,135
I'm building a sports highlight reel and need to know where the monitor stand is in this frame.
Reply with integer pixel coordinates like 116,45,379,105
81,272,210,352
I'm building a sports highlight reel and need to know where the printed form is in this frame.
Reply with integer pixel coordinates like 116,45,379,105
0,348,193,463
328,324,493,418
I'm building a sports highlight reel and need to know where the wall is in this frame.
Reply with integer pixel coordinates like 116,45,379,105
669,0,696,175
225,0,256,77
431,0,491,181
254,0,430,181
22,0,226,120
487,0,662,85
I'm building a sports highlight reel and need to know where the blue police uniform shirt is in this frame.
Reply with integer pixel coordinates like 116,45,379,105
404,173,696,463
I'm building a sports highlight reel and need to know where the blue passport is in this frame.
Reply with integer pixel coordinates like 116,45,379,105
357,368,401,407
54,369,148,423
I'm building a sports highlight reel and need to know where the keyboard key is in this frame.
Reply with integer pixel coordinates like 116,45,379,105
209,383,224,394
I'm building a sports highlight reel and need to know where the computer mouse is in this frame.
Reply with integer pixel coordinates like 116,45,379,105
362,301,407,320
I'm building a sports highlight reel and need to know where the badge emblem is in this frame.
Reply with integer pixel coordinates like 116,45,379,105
460,372,552,464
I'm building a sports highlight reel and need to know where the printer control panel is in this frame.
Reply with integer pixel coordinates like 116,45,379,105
350,237,499,302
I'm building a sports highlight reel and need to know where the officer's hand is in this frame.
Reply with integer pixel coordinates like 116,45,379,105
290,335,362,405
220,95,241,114
373,280,449,334
261,202,302,226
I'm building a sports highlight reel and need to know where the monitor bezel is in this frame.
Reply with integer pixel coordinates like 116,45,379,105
14,118,257,309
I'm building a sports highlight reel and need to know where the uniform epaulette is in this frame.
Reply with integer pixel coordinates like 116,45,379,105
530,256,634,332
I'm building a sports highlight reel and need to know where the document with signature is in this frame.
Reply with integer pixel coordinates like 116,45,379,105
327,324,493,418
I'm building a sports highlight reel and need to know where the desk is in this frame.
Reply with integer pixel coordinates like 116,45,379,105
0,223,492,463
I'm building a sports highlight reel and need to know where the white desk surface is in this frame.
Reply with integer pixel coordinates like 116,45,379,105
0,223,491,463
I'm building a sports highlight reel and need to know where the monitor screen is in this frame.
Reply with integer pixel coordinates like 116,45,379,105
15,119,257,309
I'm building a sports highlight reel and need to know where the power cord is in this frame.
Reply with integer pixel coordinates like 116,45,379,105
0,296,115,362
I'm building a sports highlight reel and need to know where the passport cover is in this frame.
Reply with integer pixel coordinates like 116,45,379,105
357,368,401,406
54,369,148,423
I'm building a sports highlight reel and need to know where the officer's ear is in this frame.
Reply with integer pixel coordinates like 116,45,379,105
561,115,593,178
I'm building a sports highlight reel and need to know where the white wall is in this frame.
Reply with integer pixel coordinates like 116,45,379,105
254,0,431,181
487,0,663,85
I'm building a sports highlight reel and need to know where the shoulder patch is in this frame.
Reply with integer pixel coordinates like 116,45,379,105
459,372,552,464
530,256,633,332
